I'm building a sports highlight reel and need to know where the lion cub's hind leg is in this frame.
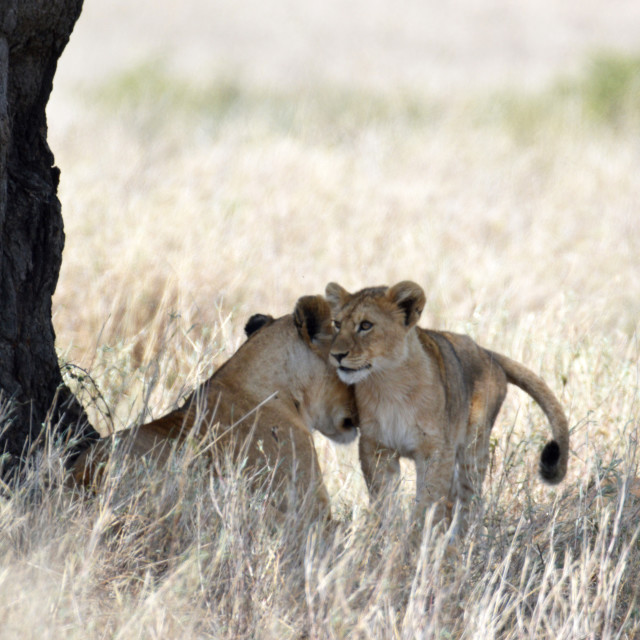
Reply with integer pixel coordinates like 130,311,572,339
452,371,508,532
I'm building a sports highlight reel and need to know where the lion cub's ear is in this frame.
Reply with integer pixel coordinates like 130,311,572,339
387,281,426,328
294,295,334,350
325,282,351,311
244,313,275,338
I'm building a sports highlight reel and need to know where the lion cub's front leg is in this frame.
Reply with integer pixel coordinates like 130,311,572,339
359,434,401,504
359,431,455,531
413,449,457,529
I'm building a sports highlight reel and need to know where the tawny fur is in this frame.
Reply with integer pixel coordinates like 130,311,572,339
69,297,358,521
325,280,569,531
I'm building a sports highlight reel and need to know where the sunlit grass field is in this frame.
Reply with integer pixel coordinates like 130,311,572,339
2,2,640,636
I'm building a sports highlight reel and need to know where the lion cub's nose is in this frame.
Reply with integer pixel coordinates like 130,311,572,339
342,417,357,430
332,352,348,364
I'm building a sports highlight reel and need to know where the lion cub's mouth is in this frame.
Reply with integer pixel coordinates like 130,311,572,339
338,365,371,374
337,364,372,384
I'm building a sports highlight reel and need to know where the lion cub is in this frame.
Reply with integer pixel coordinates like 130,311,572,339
70,295,358,520
325,281,569,531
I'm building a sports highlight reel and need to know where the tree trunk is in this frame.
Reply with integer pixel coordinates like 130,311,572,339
0,0,99,480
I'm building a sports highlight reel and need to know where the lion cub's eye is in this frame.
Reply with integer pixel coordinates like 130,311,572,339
358,320,373,332
333,319,342,330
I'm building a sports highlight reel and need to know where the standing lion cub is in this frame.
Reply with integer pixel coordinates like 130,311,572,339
325,280,569,531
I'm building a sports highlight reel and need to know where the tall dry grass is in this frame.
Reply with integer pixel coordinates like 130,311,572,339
2,369,640,638
2,1,640,636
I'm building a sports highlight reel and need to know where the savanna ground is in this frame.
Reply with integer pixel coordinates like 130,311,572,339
2,1,640,637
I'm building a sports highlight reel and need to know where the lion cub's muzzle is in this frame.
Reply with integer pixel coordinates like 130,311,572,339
330,350,373,384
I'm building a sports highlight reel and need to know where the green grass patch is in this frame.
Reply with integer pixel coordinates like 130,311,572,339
580,52,640,124
94,51,640,150
485,51,640,143
93,59,443,140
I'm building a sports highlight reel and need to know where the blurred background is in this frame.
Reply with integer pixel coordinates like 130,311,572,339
47,1,640,442
53,0,640,93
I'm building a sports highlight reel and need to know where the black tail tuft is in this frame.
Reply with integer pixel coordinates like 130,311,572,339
539,440,562,483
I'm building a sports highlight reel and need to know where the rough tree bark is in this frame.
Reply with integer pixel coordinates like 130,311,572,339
0,0,99,480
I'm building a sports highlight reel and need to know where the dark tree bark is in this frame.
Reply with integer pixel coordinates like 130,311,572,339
0,0,99,480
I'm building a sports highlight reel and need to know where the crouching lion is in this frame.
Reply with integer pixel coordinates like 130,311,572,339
69,295,358,520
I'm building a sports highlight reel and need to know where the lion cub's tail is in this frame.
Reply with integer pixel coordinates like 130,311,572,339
489,351,569,484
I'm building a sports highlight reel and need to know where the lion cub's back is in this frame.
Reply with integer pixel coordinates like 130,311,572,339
418,329,507,425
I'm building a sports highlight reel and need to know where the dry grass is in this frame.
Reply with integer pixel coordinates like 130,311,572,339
2,2,640,637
